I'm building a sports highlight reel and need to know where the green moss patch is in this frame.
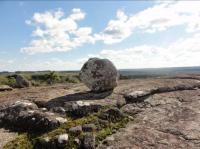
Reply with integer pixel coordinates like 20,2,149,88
4,107,132,149
3,134,33,149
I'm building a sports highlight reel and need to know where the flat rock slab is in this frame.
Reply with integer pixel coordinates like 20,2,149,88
0,77,199,108
0,84,87,106
0,85,12,92
98,89,200,149
0,75,200,148
0,128,16,149
113,78,200,95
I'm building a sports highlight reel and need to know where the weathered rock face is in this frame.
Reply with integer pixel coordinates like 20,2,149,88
1,76,200,148
16,74,31,88
98,85,200,149
80,58,118,92
0,100,66,132
98,107,124,122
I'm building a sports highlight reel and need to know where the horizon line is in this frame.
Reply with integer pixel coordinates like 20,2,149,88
1,65,200,73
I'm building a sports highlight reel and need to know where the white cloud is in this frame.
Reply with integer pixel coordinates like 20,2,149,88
0,59,15,71
17,2,200,70
95,10,131,44
3,33,200,71
21,2,200,54
21,8,94,54
0,58,83,71
89,33,200,69
41,58,82,70
70,8,86,21
97,1,200,44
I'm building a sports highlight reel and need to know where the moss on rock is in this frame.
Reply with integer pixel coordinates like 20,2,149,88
3,106,132,149
3,134,33,149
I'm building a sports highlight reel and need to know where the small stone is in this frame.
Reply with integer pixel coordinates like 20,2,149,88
107,136,115,141
82,124,96,132
44,137,50,142
74,138,81,146
51,107,66,115
102,136,115,145
124,90,151,103
76,101,91,106
45,112,55,116
57,133,68,144
83,133,95,149
99,107,124,122
121,104,143,116
158,139,169,145
34,137,50,146
14,100,37,109
64,101,102,118
128,116,134,121
98,119,109,127
56,117,67,124
41,108,47,112
28,110,35,114
69,125,82,135
116,98,126,108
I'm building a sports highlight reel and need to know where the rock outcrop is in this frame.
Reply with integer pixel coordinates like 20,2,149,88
80,58,118,92
49,100,102,118
16,74,31,88
0,85,13,91
0,100,66,132
1,76,200,148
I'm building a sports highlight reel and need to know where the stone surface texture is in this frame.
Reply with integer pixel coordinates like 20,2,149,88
1,74,200,148
16,74,31,88
80,58,119,92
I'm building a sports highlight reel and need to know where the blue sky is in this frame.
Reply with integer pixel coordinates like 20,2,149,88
0,1,200,71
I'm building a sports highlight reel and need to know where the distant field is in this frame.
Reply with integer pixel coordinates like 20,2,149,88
0,66,200,87
0,71,80,87
119,66,200,79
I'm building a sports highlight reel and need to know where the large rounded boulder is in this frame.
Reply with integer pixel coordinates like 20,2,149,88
80,58,118,92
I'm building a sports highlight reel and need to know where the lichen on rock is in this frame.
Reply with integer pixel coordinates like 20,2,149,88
80,58,119,92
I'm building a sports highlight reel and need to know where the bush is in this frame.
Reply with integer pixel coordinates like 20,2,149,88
0,76,8,85
46,71,61,84
65,75,80,83
6,76,17,87
31,71,60,85
0,76,17,87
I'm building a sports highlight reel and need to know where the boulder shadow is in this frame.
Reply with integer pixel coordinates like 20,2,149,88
45,90,113,108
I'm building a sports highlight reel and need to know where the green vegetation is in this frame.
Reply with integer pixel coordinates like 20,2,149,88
3,134,32,149
0,71,80,87
0,76,16,87
34,71,61,85
3,107,131,149
95,116,129,144
37,114,98,141
30,71,80,85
